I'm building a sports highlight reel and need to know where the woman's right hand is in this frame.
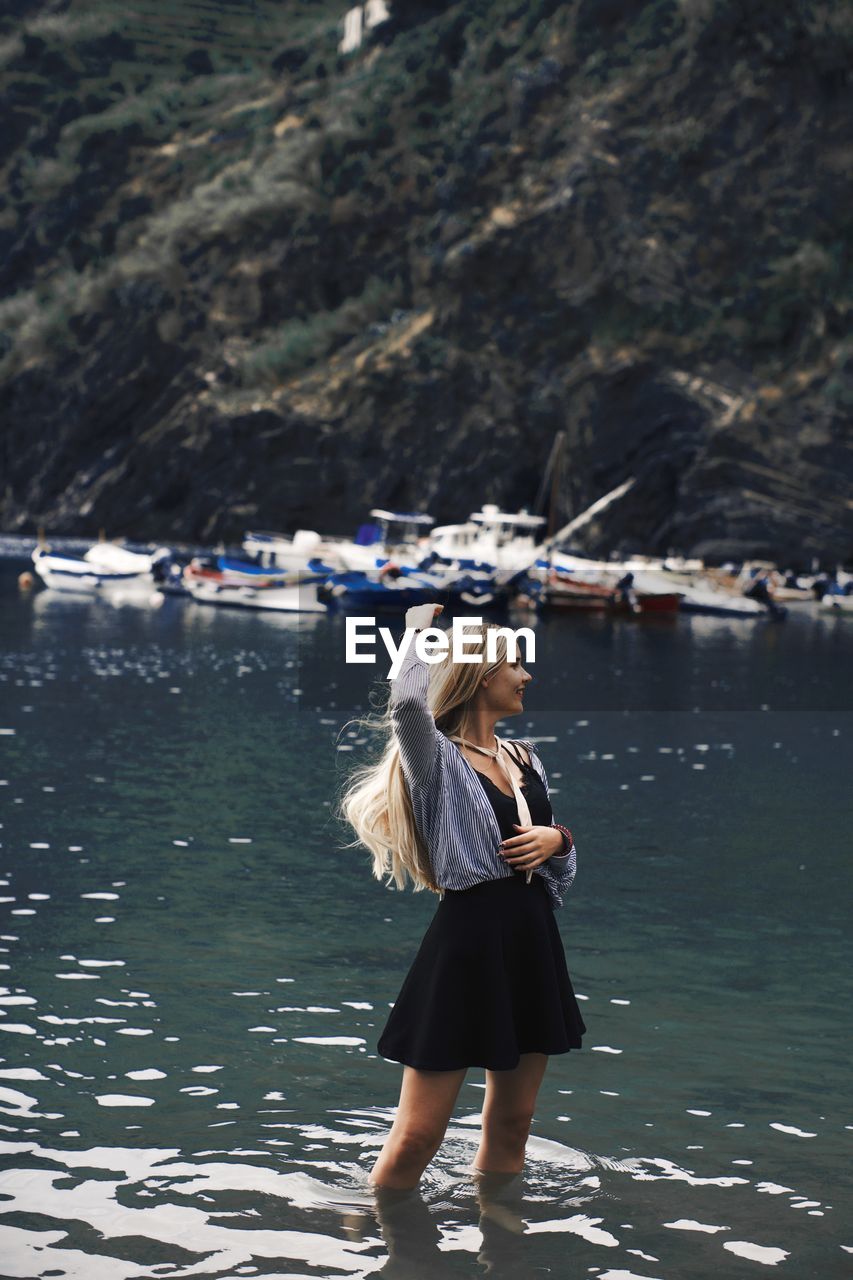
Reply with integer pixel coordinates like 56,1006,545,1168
405,602,444,630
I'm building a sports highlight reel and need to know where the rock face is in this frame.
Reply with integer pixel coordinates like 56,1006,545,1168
1,0,851,566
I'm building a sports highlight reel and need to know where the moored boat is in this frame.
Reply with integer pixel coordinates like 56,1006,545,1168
332,510,435,572
317,561,534,612
242,528,344,572
673,585,771,617
429,505,546,573
31,541,170,595
244,510,435,574
182,557,327,612
819,589,853,614
543,567,681,614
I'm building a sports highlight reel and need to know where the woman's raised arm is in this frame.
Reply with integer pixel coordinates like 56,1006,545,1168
388,604,444,790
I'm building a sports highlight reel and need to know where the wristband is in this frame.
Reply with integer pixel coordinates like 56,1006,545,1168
552,822,574,855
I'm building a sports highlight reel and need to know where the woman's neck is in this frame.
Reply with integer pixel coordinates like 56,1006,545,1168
459,712,499,750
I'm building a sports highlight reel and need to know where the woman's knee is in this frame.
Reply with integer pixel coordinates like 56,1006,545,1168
391,1121,446,1162
484,1106,535,1147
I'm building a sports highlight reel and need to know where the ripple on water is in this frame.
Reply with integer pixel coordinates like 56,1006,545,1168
292,1036,366,1046
0,1070,845,1276
722,1241,790,1264
769,1122,817,1138
95,1094,157,1107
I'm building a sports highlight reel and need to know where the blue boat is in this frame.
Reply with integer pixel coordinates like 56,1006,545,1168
317,563,538,612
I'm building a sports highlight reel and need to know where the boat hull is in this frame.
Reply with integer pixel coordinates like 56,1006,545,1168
184,579,326,612
32,550,154,595
543,570,680,614
819,593,853,613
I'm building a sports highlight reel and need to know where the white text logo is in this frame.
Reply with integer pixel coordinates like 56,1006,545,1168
345,617,536,678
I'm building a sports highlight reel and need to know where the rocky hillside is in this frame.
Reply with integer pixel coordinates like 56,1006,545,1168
1,0,851,565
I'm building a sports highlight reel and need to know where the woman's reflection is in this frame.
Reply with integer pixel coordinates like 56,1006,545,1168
364,1169,535,1277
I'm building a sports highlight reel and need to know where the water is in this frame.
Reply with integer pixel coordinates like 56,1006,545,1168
1,555,851,1278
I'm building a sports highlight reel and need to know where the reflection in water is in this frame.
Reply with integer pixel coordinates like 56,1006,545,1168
368,1170,544,1277
29,584,328,640
0,1126,822,1276
471,1169,534,1276
370,1184,450,1278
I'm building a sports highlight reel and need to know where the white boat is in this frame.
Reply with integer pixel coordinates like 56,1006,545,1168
819,591,853,614
332,509,436,572
673,583,769,616
429,505,546,572
32,549,121,592
31,542,168,595
180,558,324,611
730,560,821,604
185,580,326,612
242,528,343,572
213,554,303,586
83,542,160,575
244,511,436,574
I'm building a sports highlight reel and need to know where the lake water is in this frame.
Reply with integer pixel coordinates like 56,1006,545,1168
0,553,851,1278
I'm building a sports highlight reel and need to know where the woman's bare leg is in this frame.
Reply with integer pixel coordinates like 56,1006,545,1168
470,1052,549,1175
369,1064,468,1190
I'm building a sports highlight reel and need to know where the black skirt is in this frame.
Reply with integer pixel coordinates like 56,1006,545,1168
376,871,587,1072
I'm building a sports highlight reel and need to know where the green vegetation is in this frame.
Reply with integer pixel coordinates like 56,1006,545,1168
1,0,850,411
237,275,406,386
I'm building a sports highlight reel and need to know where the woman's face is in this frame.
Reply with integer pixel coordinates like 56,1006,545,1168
481,655,533,717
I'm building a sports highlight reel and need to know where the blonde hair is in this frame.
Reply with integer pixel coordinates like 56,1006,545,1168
335,621,518,896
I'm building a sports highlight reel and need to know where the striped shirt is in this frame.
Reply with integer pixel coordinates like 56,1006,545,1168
389,639,577,911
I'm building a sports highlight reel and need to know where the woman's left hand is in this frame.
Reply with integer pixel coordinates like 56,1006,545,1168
499,824,565,871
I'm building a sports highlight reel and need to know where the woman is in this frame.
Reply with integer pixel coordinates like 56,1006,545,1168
339,603,586,1190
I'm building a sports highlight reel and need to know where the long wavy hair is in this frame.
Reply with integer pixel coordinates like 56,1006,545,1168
336,620,519,896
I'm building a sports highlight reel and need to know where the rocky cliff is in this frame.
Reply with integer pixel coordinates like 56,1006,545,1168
1,0,851,565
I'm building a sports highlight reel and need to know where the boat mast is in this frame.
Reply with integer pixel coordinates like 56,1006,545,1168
542,477,637,551
548,430,565,541
533,430,566,540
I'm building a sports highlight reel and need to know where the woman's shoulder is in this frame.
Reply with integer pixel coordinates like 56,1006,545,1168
507,737,539,768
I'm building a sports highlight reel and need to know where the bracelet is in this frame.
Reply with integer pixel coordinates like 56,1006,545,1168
552,822,574,854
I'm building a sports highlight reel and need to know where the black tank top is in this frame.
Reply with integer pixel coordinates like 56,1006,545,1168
472,741,553,842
